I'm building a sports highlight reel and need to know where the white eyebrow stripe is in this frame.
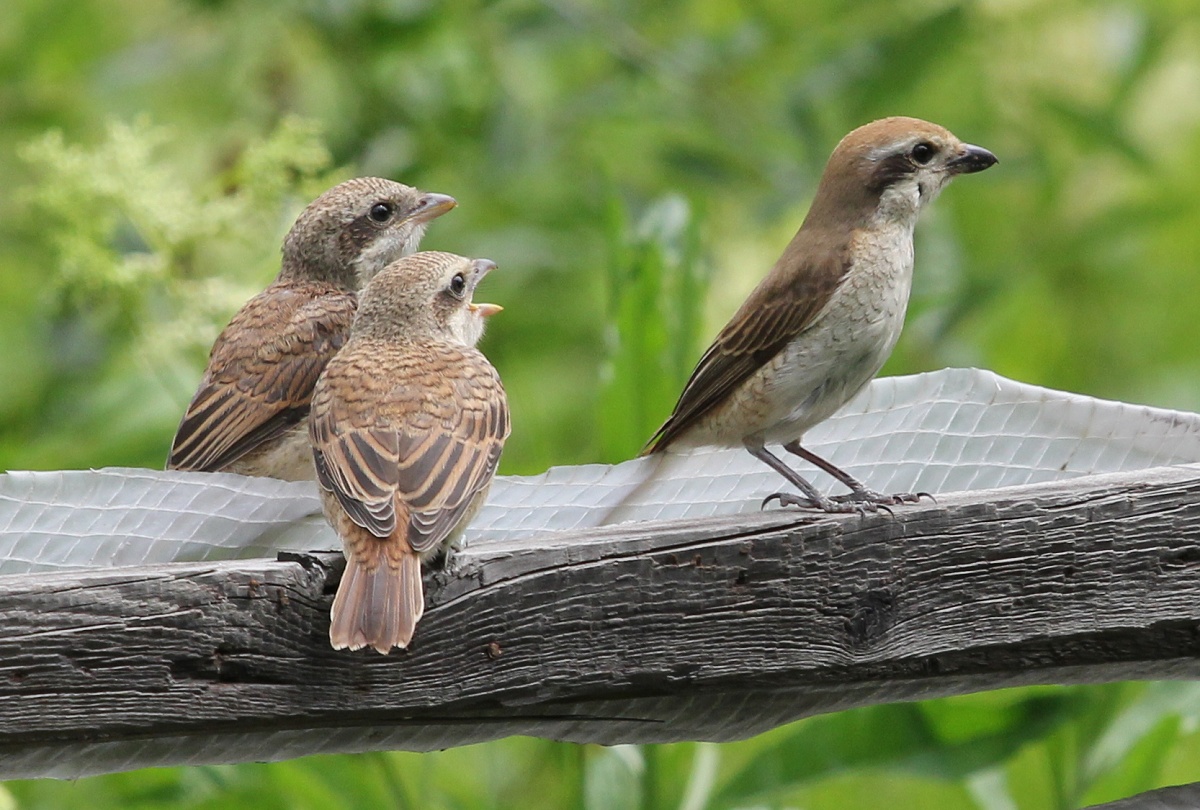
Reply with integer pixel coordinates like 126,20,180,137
865,140,911,161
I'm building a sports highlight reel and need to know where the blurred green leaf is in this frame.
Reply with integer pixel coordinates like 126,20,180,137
713,692,1079,807
598,192,710,461
585,746,643,810
1078,683,1200,806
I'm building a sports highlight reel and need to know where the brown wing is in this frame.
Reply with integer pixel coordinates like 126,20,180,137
311,343,509,554
645,243,850,452
168,281,357,472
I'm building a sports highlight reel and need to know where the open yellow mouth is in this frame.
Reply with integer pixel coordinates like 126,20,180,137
469,303,503,318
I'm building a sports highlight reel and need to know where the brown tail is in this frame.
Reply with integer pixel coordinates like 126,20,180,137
329,547,423,654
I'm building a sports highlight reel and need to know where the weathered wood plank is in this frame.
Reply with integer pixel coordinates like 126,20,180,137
2,463,1200,781
1087,782,1200,809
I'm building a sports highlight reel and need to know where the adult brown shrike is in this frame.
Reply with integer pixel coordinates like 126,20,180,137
644,117,997,512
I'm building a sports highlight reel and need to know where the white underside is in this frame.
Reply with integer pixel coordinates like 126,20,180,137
759,224,915,444
676,217,917,449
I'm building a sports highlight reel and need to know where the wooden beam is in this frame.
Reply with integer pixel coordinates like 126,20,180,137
2,464,1200,785
1087,781,1200,809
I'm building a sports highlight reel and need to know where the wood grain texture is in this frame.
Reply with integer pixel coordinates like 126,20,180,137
1087,782,1200,809
3,463,1200,788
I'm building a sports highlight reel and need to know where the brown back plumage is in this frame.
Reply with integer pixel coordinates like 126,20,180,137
167,178,455,475
168,281,356,472
311,252,508,653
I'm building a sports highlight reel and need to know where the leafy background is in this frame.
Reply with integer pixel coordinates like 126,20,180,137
3,0,1200,807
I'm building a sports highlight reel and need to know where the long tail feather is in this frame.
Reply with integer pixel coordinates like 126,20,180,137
329,548,423,654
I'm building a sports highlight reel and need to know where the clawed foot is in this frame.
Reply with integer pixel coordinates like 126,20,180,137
762,491,885,514
763,489,934,515
426,548,457,574
831,489,934,506
428,533,470,575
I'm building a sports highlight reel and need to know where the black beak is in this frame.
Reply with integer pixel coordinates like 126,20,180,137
948,144,998,174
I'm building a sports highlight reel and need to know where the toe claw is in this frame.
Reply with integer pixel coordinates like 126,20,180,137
883,491,934,505
827,488,926,513
763,487,922,515
762,491,818,510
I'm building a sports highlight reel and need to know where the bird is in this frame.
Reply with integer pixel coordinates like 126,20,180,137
309,251,509,654
644,117,997,512
167,177,456,481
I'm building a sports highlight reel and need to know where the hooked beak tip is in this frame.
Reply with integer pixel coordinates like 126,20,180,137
407,192,458,224
949,144,998,174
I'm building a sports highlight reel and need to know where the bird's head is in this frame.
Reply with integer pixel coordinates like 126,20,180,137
354,251,501,346
806,117,997,231
281,177,457,289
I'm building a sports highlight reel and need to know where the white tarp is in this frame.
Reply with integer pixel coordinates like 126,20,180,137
3,368,1199,574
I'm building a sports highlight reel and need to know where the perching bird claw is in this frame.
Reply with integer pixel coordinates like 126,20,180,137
762,490,888,515
830,489,922,507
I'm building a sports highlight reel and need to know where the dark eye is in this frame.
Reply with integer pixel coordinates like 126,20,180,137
911,142,936,164
448,273,467,298
368,202,393,223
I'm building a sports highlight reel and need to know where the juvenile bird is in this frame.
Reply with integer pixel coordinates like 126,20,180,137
167,177,456,480
645,117,997,511
310,251,508,653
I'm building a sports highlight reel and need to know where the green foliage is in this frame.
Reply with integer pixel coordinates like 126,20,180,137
599,193,711,460
3,0,1200,807
5,115,342,469
19,115,336,350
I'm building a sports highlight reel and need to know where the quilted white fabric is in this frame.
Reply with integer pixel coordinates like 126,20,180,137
2,368,1199,574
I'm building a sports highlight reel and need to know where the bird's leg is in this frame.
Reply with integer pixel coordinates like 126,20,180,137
427,547,452,572
426,544,461,576
746,441,872,513
782,440,929,506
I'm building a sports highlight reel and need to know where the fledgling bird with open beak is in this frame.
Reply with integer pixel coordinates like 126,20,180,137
310,251,509,654
167,177,456,480
645,117,997,511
